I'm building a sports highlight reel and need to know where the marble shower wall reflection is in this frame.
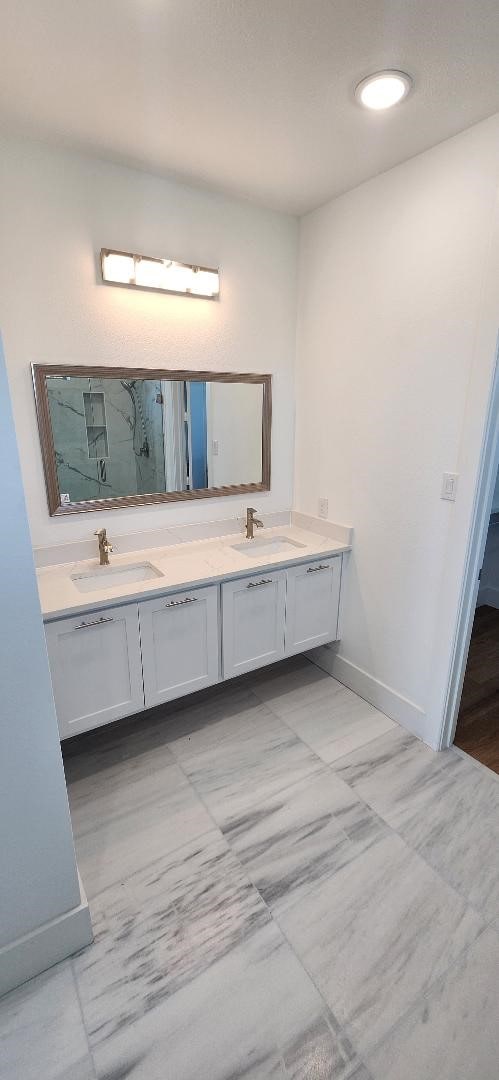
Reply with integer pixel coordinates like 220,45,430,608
45,374,264,505
47,377,166,502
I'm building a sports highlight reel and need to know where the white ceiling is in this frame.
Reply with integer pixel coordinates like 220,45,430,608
1,0,499,215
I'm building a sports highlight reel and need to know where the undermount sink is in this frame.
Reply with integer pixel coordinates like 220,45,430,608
230,535,306,558
71,562,164,593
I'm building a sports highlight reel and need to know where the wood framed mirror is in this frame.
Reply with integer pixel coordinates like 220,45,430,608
32,365,271,516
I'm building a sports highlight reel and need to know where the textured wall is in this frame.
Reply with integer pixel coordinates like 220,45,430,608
0,136,297,546
295,114,499,745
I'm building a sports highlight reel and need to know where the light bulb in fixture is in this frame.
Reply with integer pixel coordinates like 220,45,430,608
102,252,135,284
355,70,412,110
164,262,193,293
190,269,220,297
135,257,167,289
100,248,220,299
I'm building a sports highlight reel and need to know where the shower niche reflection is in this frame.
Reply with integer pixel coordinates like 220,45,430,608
32,366,271,515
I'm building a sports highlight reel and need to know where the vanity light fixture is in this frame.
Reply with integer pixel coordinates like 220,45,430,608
100,248,220,299
355,70,412,110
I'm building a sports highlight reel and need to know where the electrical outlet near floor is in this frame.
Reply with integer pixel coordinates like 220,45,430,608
318,497,328,519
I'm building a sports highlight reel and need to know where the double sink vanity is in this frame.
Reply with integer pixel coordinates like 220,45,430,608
39,520,349,739
31,361,351,740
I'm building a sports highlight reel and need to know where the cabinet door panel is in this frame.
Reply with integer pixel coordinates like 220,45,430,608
222,571,286,678
285,557,341,656
140,586,219,707
45,604,144,739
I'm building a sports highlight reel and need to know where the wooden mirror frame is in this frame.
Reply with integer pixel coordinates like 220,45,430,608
32,365,272,516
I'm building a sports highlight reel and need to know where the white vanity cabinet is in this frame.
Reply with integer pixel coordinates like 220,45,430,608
44,603,144,739
222,570,286,678
284,556,341,656
44,551,345,739
139,585,219,707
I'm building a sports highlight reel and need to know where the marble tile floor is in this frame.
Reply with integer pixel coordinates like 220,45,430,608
2,656,499,1079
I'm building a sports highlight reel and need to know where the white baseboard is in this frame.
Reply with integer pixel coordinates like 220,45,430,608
307,646,435,748
0,876,93,998
477,585,499,609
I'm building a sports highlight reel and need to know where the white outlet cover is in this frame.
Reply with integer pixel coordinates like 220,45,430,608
318,497,328,519
441,473,458,501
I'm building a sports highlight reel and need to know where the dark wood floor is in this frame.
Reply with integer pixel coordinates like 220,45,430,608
454,604,499,774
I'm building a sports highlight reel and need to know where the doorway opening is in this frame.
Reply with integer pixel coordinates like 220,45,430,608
442,341,499,772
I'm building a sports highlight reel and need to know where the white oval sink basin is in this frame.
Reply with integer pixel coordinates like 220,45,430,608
71,562,163,593
230,535,306,558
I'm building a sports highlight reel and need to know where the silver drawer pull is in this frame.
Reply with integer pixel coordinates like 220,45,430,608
74,616,114,630
247,578,272,588
164,596,198,608
306,564,329,573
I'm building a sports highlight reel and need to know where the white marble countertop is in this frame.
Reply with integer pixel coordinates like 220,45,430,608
37,525,350,621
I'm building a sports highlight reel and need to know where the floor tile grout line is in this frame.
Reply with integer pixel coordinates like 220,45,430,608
74,668,492,931
264,787,489,1068
166,675,409,1073
164,683,330,823
68,665,495,1076
69,957,99,1079
259,894,368,1076
267,815,492,1070
162,701,371,1077
268,677,499,923
319,753,497,924
255,656,499,783
247,680,493,1053
248,663,400,768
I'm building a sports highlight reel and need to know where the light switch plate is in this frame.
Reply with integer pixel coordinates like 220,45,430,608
441,473,458,501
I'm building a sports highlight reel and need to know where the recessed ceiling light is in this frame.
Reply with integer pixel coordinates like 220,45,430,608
355,70,412,111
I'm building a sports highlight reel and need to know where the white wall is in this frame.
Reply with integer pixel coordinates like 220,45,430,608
0,136,297,548
0,335,90,991
296,114,499,747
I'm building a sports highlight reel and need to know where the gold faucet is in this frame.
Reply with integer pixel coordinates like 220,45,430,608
95,527,113,566
246,507,263,541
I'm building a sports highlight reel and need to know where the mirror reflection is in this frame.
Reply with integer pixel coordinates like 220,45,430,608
34,368,270,513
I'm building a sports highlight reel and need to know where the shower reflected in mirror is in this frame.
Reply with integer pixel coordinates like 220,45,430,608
32,366,271,515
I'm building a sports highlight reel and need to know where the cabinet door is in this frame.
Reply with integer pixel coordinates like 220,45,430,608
222,571,286,679
139,585,219,708
285,556,342,656
45,604,144,739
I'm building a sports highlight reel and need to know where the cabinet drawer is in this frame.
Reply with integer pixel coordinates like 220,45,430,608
222,570,286,679
45,603,144,739
139,585,219,707
285,556,341,656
